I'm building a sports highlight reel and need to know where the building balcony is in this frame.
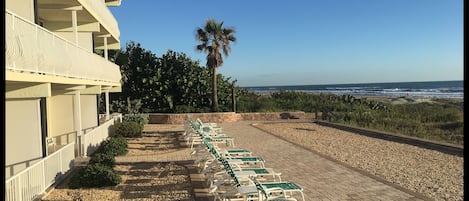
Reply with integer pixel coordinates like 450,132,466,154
5,10,122,85
105,0,122,7
36,0,120,49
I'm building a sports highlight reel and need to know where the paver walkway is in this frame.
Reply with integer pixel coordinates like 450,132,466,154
219,121,431,201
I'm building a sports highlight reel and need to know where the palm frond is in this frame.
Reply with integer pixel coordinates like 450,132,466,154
222,27,235,35
228,35,237,42
222,45,231,56
196,18,236,67
196,44,207,52
196,28,209,42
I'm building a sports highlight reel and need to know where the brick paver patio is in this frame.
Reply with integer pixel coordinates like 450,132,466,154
127,121,432,201
219,121,432,201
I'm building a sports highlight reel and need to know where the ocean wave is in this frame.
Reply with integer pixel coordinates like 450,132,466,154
244,81,463,99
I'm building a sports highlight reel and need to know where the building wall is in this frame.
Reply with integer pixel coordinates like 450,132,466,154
5,0,35,22
48,94,99,144
48,95,75,145
54,32,94,52
81,95,98,131
5,99,43,179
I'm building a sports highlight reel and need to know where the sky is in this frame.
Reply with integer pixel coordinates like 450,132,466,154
109,0,463,87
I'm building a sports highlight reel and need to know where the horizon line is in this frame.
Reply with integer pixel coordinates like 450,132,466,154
240,80,463,88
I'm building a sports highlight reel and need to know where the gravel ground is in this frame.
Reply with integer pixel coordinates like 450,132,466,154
41,130,195,201
254,122,464,201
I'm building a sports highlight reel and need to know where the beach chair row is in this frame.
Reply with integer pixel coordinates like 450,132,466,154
184,117,305,201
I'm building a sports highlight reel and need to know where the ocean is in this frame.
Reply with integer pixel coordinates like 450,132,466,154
243,80,464,99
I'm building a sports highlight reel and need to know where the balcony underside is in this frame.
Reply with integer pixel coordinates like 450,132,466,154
37,0,120,49
5,74,121,99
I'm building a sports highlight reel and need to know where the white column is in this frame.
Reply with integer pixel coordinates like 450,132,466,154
105,90,110,121
73,91,84,156
71,10,78,45
98,34,111,60
104,37,108,60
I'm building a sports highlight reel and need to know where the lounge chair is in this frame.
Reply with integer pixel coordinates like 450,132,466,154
216,148,253,157
206,141,264,168
187,130,235,148
251,176,304,201
221,159,281,182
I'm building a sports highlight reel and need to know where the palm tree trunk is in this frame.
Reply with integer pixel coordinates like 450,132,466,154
231,86,236,112
212,67,218,112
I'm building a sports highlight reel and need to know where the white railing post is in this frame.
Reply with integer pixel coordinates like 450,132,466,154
59,149,63,173
18,176,22,201
42,161,46,196
27,168,32,200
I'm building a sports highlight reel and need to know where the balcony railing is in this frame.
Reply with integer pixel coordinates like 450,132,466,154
99,112,123,124
5,10,122,84
5,143,75,201
5,114,122,201
82,117,116,156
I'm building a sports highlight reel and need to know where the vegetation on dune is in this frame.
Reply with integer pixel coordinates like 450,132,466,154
236,90,464,145
104,41,239,113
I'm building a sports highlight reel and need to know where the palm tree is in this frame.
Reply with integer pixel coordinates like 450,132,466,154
196,18,236,112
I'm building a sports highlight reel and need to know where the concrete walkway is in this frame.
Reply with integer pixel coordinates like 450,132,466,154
219,121,431,201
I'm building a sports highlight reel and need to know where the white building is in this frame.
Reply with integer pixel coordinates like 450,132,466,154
5,0,123,200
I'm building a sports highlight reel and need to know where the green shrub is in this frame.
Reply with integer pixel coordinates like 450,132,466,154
111,122,142,138
123,113,148,128
89,152,116,167
174,105,194,113
68,167,86,189
68,164,121,188
93,137,128,157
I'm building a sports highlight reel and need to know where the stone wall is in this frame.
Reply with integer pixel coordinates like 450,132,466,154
148,112,307,124
239,112,305,121
148,112,241,124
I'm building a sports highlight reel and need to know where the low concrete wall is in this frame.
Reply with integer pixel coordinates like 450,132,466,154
148,112,306,124
239,112,305,121
148,112,241,124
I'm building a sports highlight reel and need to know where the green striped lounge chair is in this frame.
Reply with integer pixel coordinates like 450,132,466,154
221,159,281,182
252,177,304,201
210,145,264,168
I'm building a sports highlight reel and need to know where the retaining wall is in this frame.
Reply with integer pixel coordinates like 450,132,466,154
148,112,306,124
